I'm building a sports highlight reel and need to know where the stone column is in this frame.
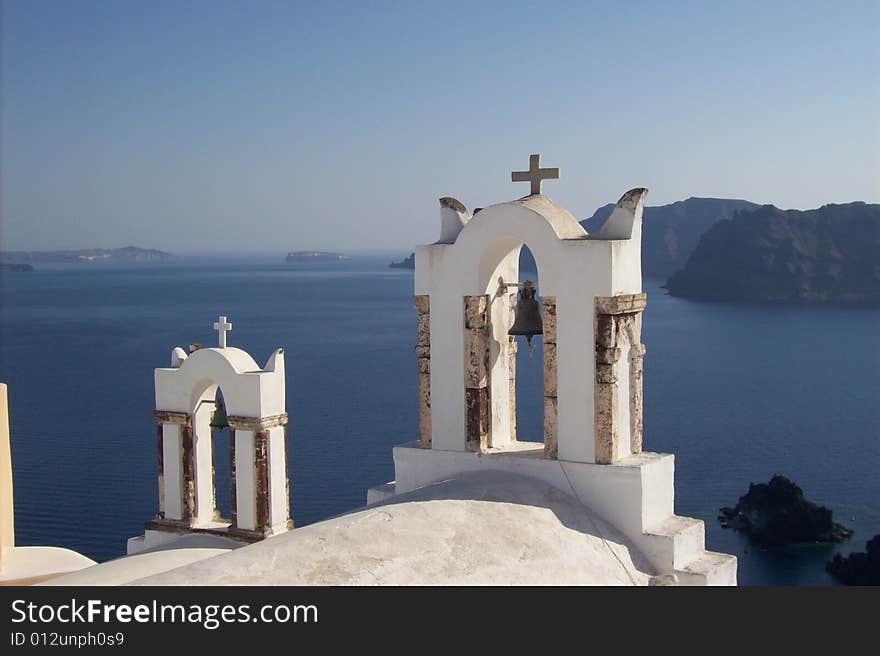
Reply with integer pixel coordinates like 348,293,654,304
151,410,194,526
229,428,237,526
414,295,431,448
227,413,291,539
283,425,292,526
180,423,195,523
629,313,646,454
508,292,518,441
594,293,647,464
156,424,165,519
464,295,490,452
191,404,215,524
542,297,558,458
253,428,270,534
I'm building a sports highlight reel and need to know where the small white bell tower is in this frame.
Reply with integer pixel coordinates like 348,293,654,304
130,317,292,554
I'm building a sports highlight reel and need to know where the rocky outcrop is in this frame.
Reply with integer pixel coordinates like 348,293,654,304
667,202,880,305
827,535,880,585
389,253,415,269
719,475,853,547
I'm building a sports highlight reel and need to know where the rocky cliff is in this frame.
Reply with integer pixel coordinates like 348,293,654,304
666,202,880,305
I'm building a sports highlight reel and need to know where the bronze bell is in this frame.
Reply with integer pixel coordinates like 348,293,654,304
508,280,543,345
210,396,228,429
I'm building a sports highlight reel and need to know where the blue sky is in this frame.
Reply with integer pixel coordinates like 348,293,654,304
1,0,878,252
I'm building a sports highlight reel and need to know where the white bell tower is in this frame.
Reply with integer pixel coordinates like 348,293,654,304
129,317,292,554
369,155,737,585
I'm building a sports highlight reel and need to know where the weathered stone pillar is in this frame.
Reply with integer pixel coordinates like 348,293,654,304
180,423,195,523
151,410,194,526
542,297,558,458
210,434,218,521
229,428,237,526
414,295,431,448
508,292,518,441
594,293,647,464
156,424,165,520
283,425,292,525
628,309,646,455
464,295,490,452
253,428,270,534
227,413,291,539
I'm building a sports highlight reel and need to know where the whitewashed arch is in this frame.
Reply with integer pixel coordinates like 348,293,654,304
155,347,284,418
415,190,647,463
151,344,291,542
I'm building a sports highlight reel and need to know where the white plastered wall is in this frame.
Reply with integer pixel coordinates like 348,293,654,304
155,347,285,419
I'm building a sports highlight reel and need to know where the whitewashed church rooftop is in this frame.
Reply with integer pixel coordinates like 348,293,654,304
4,155,736,586
57,472,658,586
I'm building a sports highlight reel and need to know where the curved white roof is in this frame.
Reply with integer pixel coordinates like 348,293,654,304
117,471,654,586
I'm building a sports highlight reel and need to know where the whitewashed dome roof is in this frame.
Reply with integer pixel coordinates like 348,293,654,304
120,471,654,586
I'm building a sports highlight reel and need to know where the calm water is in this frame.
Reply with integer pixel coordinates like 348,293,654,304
0,254,878,585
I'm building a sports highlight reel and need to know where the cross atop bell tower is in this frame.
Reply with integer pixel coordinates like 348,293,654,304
213,315,232,348
511,153,560,195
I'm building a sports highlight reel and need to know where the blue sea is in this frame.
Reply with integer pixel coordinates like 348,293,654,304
1,254,878,585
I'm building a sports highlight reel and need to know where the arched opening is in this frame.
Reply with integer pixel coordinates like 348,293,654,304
477,238,555,456
190,380,232,527
513,249,544,445
210,388,232,523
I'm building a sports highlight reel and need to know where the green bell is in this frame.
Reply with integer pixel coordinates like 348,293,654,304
210,399,228,429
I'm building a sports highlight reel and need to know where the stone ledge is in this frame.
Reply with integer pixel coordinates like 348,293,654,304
144,518,293,544
226,413,288,430
596,293,647,315
153,410,191,426
413,294,430,315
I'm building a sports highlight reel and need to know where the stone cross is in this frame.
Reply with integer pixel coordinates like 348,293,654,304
213,316,232,348
511,153,560,195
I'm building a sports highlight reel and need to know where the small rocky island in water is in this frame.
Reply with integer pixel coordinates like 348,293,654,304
0,246,173,264
389,253,415,269
719,475,852,547
285,251,351,262
827,535,880,585
666,202,880,305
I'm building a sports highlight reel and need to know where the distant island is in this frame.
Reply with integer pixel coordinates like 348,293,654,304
389,253,415,269
285,251,351,262
0,246,173,264
666,202,880,305
0,263,34,272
